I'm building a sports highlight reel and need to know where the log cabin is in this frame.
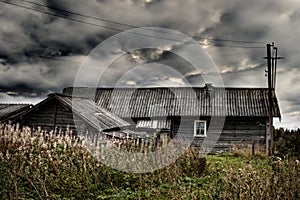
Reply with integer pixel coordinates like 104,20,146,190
62,84,281,152
14,84,281,152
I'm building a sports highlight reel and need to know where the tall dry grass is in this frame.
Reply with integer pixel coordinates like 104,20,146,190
220,158,299,199
0,123,206,199
218,147,300,200
1,123,299,199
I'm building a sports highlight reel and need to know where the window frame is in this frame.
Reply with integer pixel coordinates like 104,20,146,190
194,120,207,137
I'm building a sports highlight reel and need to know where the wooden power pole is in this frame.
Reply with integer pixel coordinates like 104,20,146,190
265,43,283,155
266,43,274,155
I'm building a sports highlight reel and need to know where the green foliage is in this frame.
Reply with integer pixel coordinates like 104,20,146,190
275,128,300,158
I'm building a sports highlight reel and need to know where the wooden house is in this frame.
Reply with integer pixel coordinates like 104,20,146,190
62,84,281,151
13,84,281,152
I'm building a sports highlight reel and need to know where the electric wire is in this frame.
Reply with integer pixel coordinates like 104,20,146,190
20,0,265,44
0,0,266,49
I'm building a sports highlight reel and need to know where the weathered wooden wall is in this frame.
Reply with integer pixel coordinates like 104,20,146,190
16,95,268,153
19,98,78,133
170,116,267,152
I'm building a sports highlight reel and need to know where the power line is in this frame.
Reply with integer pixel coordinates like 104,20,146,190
20,0,190,44
20,0,136,28
211,44,265,49
20,0,265,44
0,35,264,53
1,0,197,47
0,34,263,66
0,0,123,32
1,0,265,49
192,36,265,44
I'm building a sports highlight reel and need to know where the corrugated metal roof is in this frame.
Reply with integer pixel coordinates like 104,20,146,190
0,104,32,122
63,87,281,118
54,94,131,131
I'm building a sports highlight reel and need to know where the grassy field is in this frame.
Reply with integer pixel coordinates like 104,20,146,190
0,124,299,199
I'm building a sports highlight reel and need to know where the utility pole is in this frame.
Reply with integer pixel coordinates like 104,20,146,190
266,43,274,155
264,43,283,155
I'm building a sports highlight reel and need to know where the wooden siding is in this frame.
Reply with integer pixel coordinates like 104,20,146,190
63,87,281,118
19,98,78,133
171,117,266,151
12,86,278,152
17,93,131,134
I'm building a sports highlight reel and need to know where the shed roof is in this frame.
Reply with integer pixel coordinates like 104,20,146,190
0,104,32,122
16,93,131,132
63,86,281,118
54,94,131,131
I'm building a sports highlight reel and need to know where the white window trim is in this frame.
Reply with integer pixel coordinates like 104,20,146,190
194,120,207,137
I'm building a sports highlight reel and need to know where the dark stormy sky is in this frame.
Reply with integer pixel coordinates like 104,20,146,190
0,0,300,129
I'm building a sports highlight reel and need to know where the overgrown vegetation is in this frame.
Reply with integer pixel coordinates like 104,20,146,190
0,124,299,199
275,127,300,158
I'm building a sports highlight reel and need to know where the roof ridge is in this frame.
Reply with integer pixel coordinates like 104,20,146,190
0,103,33,105
63,86,270,90
52,92,92,99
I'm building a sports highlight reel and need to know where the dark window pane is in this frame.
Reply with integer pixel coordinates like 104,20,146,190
200,128,204,135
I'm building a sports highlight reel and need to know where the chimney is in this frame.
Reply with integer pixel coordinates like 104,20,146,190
204,83,213,91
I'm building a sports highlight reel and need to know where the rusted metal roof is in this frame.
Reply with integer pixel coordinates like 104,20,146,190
0,104,32,122
63,87,281,118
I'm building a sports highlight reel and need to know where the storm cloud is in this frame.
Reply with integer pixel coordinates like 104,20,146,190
0,0,300,128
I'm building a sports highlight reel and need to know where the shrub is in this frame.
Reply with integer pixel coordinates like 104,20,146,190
275,128,300,158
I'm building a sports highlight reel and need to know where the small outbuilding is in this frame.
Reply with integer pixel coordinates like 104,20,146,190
14,93,133,136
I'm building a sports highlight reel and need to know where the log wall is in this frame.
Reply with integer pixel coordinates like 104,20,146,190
19,99,79,134
171,116,267,152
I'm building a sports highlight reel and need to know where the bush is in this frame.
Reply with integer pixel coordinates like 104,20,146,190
275,128,300,158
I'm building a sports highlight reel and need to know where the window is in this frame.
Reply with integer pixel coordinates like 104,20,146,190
194,120,207,137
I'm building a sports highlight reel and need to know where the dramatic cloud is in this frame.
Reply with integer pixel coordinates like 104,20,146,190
0,0,299,128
